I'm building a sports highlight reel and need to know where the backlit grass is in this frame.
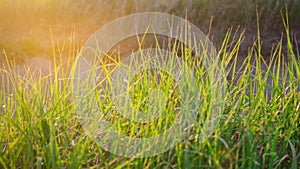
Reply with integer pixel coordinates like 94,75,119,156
0,10,299,169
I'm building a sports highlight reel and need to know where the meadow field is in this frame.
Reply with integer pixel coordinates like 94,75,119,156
0,0,299,168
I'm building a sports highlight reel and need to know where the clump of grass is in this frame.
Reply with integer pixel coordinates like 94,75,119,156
0,12,299,169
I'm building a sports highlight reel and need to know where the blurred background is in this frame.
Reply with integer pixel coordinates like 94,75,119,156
0,0,299,65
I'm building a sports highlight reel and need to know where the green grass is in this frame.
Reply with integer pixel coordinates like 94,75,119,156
0,2,300,169
1,14,299,168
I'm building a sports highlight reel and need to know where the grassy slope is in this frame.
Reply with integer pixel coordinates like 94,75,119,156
0,0,299,60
